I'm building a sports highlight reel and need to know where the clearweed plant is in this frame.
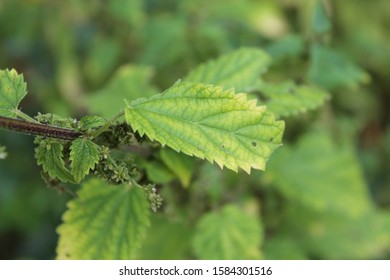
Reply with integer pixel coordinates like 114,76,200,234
1,0,390,260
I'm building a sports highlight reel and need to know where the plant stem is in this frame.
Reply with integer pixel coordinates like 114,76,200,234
14,110,40,123
0,115,82,140
90,110,125,138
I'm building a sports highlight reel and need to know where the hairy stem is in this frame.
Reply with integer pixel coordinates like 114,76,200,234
0,115,82,140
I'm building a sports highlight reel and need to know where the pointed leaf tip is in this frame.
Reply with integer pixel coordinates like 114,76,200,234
70,138,100,182
125,81,284,173
0,69,27,118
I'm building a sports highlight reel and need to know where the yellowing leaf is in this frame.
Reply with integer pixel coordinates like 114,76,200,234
57,179,150,259
125,81,284,173
0,69,27,118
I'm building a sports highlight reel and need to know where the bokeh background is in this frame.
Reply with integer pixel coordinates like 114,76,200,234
1,0,390,259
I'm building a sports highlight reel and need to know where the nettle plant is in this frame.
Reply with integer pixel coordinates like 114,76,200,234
0,48,328,259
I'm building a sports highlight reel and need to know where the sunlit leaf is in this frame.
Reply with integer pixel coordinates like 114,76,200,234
57,179,150,259
125,81,284,173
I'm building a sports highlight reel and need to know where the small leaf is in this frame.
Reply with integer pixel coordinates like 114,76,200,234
35,139,75,183
70,138,100,183
192,204,263,260
56,179,150,259
312,0,331,34
0,69,27,118
79,116,106,130
185,48,271,92
259,81,330,117
125,81,284,173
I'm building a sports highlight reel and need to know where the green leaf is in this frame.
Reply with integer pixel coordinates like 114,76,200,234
87,65,158,118
192,204,263,259
125,81,284,173
144,161,175,184
259,81,330,117
265,131,372,217
312,0,331,34
0,69,27,118
70,138,100,183
160,148,196,187
57,179,150,259
35,139,75,183
79,116,106,130
308,45,370,90
137,215,193,260
192,164,225,205
266,34,304,61
185,48,271,92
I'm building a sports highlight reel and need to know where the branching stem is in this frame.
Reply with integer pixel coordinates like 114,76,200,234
0,115,82,140
90,110,125,138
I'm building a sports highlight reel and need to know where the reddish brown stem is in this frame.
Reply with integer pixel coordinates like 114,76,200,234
0,115,82,140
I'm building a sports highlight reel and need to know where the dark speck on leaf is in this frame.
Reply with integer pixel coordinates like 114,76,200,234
252,141,257,147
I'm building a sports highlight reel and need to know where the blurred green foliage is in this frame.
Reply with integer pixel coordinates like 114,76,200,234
1,0,390,259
